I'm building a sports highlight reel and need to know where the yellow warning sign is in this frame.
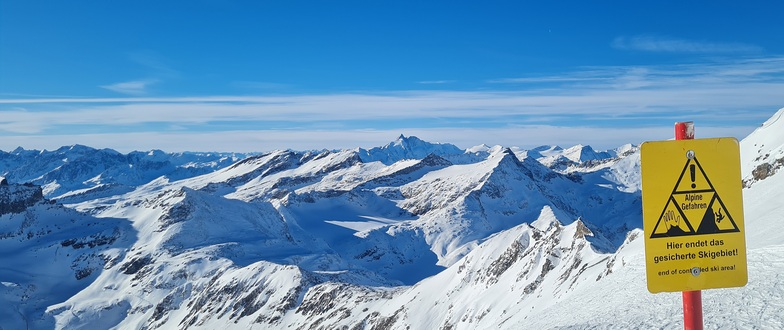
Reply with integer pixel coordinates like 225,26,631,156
649,156,741,238
641,137,747,293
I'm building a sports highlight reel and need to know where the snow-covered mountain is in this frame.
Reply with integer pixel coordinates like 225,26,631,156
0,145,247,200
0,182,134,329
1,109,782,329
358,134,474,165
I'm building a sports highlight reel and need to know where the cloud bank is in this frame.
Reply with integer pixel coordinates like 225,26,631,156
100,79,159,95
2,57,782,152
612,35,763,54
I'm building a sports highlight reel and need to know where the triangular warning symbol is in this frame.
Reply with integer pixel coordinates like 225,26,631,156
650,196,694,237
674,158,712,193
650,157,740,238
699,194,740,234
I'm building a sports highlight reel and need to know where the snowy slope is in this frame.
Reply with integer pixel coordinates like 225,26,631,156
0,183,134,329
0,138,644,328
739,107,784,249
741,107,784,187
0,109,782,329
521,112,784,328
519,242,784,329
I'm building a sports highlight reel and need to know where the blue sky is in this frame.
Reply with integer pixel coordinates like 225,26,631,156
1,1,783,152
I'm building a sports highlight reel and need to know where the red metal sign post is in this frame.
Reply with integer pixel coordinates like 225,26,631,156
675,121,703,330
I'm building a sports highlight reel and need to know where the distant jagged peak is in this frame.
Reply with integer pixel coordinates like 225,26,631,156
388,134,416,149
393,133,408,146
522,145,561,160
556,144,618,164
482,147,524,168
477,147,563,187
359,134,464,165
562,144,595,154
389,134,448,149
531,145,563,153
145,149,167,157
571,218,593,239
562,144,597,162
223,149,296,173
499,147,529,164
530,206,563,232
5,145,96,155
54,144,95,153
9,144,124,159
613,143,638,157
529,207,595,243
485,148,563,185
487,145,508,155
465,143,492,154
53,144,126,158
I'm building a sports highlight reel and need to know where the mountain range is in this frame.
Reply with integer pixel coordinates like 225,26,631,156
1,108,782,329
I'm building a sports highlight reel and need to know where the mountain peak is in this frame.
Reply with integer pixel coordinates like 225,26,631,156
420,153,453,167
2,111,781,329
562,144,595,162
466,144,492,154
531,206,562,232
392,134,425,148
359,135,464,165
55,144,95,154
572,219,593,239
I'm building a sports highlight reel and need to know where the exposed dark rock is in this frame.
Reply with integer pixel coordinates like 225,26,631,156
0,183,45,214
485,240,524,285
120,255,153,275
573,220,592,239
75,267,94,280
61,230,119,249
753,163,774,181
745,157,783,187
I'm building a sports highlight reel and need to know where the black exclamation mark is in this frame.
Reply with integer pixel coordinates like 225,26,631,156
690,164,696,189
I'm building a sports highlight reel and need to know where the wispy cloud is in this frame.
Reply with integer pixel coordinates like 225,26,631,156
100,51,177,95
488,76,609,84
418,80,456,85
0,125,761,154
100,79,159,95
129,50,179,78
232,81,291,90
2,57,782,152
488,57,784,91
612,35,763,54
